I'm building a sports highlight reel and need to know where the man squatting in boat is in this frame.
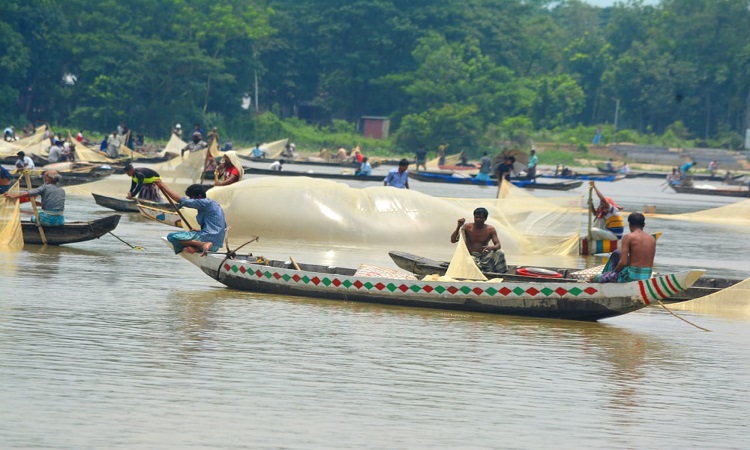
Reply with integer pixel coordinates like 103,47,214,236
451,207,508,273
594,212,656,283
156,180,227,256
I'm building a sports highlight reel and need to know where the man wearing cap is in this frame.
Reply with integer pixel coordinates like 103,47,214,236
124,164,162,202
384,158,410,189
4,170,65,225
173,123,183,138
181,132,208,157
14,151,35,170
589,181,624,240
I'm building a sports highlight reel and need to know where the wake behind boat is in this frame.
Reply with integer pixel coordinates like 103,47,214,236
165,240,704,321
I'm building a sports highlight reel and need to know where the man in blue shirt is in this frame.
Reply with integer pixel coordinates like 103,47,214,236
155,180,227,255
384,158,410,189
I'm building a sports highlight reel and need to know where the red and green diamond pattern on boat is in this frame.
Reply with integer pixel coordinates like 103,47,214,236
222,263,602,298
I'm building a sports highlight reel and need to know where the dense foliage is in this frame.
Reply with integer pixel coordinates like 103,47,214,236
1,0,748,153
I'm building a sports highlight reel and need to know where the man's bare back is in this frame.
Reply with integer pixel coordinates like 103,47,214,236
617,229,655,270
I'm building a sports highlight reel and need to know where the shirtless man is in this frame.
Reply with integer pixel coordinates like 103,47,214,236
450,207,508,273
594,212,656,283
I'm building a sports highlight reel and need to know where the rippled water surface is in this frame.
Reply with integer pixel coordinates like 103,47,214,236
1,173,749,449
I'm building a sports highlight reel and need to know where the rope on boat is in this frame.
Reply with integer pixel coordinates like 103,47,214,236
656,299,711,332
215,229,260,282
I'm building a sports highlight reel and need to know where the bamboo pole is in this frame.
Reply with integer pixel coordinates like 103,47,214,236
155,183,196,231
23,170,47,245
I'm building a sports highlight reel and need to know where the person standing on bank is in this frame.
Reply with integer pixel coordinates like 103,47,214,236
527,149,538,181
384,158,410,189
414,145,427,172
450,207,508,273
124,164,162,202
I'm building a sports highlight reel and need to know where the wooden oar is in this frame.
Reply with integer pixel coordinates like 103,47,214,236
586,185,594,240
23,170,46,245
155,183,197,231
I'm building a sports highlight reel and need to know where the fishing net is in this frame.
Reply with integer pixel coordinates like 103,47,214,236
0,178,23,249
0,126,47,158
660,198,750,226
175,177,582,261
444,229,487,281
666,277,750,320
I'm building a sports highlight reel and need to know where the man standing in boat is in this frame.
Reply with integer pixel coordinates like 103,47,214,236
124,164,162,202
450,207,508,274
4,170,65,225
589,181,624,240
384,158,410,189
594,212,655,283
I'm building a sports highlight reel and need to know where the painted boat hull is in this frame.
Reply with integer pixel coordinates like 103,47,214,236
22,214,121,245
579,232,662,256
389,250,732,302
168,241,703,321
137,203,183,228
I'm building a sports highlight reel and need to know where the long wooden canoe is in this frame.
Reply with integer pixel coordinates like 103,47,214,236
92,193,171,212
167,241,704,321
670,185,750,197
22,214,121,245
409,172,583,190
388,250,736,303
203,167,384,182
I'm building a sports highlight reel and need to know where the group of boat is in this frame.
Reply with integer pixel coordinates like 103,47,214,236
4,137,748,322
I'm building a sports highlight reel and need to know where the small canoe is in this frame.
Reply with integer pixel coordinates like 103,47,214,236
409,172,582,190
539,173,624,182
137,203,183,229
167,241,704,321
22,214,121,245
92,193,171,212
203,167,384,182
239,155,379,169
670,185,750,197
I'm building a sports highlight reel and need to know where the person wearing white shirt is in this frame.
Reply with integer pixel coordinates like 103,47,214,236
14,151,35,170
269,159,285,171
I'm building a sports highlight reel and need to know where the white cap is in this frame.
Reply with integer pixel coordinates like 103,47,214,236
175,123,182,128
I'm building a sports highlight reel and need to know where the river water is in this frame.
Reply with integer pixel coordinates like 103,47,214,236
1,168,749,449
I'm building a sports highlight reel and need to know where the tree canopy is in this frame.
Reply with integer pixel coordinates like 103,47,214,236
0,0,748,149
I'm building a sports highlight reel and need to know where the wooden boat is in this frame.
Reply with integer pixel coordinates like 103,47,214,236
409,172,582,190
137,203,183,228
203,167,384,182
539,173,624,182
22,214,121,245
239,155,380,169
670,185,750,197
13,163,113,188
596,165,643,178
389,251,734,303
166,242,703,321
92,193,171,212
